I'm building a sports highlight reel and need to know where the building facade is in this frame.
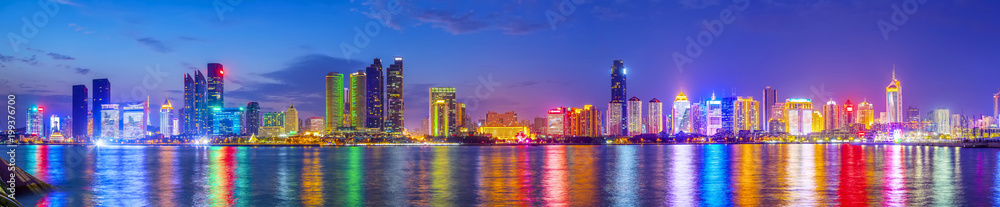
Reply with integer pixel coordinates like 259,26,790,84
160,99,173,138
610,60,627,136
92,79,110,137
72,85,88,139
647,98,663,135
627,97,643,136
886,70,903,123
734,97,759,133
365,58,385,130
672,92,691,134
386,57,404,133
784,99,813,136
212,107,244,136
326,72,345,132
429,87,457,137
285,104,299,136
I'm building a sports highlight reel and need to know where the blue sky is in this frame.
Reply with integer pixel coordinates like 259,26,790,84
1,0,999,130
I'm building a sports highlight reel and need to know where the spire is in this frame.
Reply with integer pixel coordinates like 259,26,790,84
892,64,896,80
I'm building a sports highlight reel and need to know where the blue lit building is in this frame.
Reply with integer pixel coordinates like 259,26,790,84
365,58,384,130
609,60,627,136
72,85,88,138
212,107,244,136
244,102,260,136
92,78,110,137
721,96,737,135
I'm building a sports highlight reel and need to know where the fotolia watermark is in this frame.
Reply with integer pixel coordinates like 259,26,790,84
671,0,750,73
113,64,170,103
340,0,403,61
7,0,62,53
877,0,928,41
214,0,244,21
545,0,587,31
461,74,503,112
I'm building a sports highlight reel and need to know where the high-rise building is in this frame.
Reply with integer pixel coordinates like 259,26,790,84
206,63,224,110
120,102,148,140
822,100,840,131
429,87,457,137
580,105,603,137
160,98,173,138
721,96,737,135
690,103,706,135
706,93,722,136
858,100,875,129
365,58,385,130
610,60,627,136
72,85,88,138
784,99,813,136
627,97,643,136
886,69,903,123
672,92,691,134
349,70,367,128
812,111,824,133
306,117,325,133
386,57,404,133
244,102,260,136
843,100,856,126
99,104,120,139
994,89,1000,123
326,72,345,132
762,86,776,131
906,106,920,123
734,97,759,133
26,107,44,136
933,108,950,135
648,98,663,134
183,74,194,135
546,107,567,136
211,107,244,136
285,104,299,136
769,103,786,133
486,111,518,127
91,79,110,137
261,112,285,138
194,71,208,135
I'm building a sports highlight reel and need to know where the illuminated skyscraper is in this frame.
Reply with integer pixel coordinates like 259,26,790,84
706,93,722,136
933,108,950,135
734,97,759,133
429,87,457,137
194,71,207,134
784,99,813,136
628,97,643,136
206,63,224,110
769,103,786,133
812,111,824,133
261,112,285,138
762,86,776,130
672,92,691,134
27,107,44,137
325,72,345,132
610,60,627,136
843,100,855,126
349,70,367,128
858,100,875,129
721,96,736,135
365,58,385,130
581,105,603,137
648,98,663,134
285,104,298,135
547,107,567,136
822,100,840,131
886,69,903,123
386,57,404,133
607,101,624,136
72,85,88,138
160,98,173,138
244,102,260,136
994,89,999,122
91,78,110,137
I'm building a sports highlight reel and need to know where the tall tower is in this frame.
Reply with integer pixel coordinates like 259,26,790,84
858,100,875,129
194,71,207,135
160,98,173,138
672,92,691,134
206,63,224,109
183,74,195,135
91,79,110,137
285,104,299,135
706,93,722,136
244,102,260,136
627,97,642,136
994,89,999,123
822,100,839,131
429,87,457,137
734,97,759,133
886,68,903,123
610,60,627,136
762,86,776,130
72,85,88,139
326,72,344,132
350,71,368,128
843,100,855,126
647,98,663,134
386,57,404,133
366,58,385,130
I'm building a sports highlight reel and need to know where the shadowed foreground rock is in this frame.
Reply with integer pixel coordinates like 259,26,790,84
0,158,52,206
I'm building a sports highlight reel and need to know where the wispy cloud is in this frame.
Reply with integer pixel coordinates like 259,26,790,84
47,52,75,60
136,37,172,53
74,67,91,75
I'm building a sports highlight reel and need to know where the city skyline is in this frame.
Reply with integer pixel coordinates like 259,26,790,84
2,1,1000,130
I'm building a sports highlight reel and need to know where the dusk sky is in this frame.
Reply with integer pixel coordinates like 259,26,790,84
1,0,999,130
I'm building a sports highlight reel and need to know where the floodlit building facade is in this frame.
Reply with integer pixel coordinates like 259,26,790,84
784,99,813,136
628,97,643,136
672,92,691,134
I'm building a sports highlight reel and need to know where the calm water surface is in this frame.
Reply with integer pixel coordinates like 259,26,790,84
7,144,1000,206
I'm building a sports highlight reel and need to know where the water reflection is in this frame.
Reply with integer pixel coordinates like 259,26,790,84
8,144,1000,206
